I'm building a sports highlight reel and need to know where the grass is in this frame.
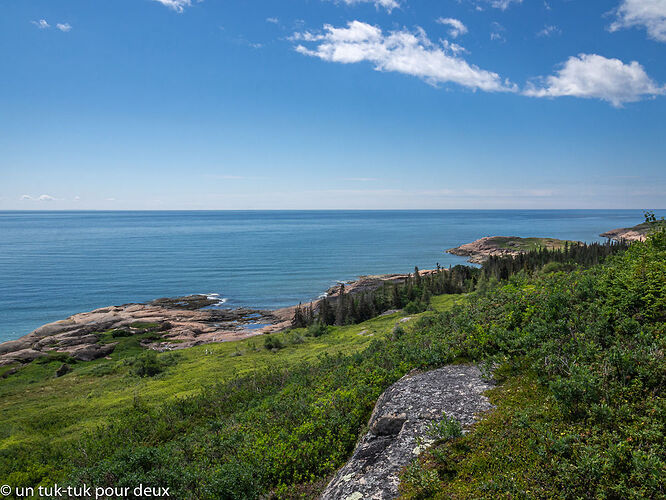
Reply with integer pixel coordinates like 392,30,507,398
0,301,462,483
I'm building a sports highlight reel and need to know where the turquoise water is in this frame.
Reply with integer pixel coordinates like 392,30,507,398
0,210,655,342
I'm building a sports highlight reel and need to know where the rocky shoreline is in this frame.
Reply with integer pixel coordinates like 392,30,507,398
600,222,658,242
0,271,434,368
446,236,575,264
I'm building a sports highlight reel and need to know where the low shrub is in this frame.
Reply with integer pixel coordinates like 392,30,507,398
306,322,329,338
263,336,284,351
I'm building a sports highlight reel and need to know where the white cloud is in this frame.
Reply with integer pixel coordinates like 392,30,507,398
537,25,561,37
610,0,666,42
524,53,665,107
293,21,515,92
490,21,506,42
492,0,522,8
266,17,279,24
152,0,192,13
442,39,468,54
436,18,468,38
56,23,72,32
20,194,59,201
480,0,523,10
31,19,50,29
337,0,400,14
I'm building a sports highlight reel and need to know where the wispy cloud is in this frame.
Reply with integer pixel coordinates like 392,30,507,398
20,194,60,201
152,0,192,13
31,19,72,31
490,21,506,42
436,18,468,38
335,0,400,14
524,53,666,107
471,0,523,11
31,19,50,29
293,21,515,92
487,0,522,9
266,17,279,24
610,0,666,42
537,25,561,37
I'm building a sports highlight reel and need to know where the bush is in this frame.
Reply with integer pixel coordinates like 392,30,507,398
263,336,284,351
306,322,329,338
110,328,133,338
404,301,427,314
128,351,178,377
35,352,76,365
541,261,577,274
427,414,463,442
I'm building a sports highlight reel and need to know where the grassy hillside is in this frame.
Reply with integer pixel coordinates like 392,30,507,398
0,294,463,494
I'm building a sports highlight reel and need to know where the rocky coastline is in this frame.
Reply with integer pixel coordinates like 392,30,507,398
446,236,575,264
600,221,660,242
0,271,435,368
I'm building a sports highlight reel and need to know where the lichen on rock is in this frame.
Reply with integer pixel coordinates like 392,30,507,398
321,365,493,500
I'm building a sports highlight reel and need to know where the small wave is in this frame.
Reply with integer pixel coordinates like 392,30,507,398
200,293,228,306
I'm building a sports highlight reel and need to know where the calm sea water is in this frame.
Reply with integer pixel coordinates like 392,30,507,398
0,210,654,342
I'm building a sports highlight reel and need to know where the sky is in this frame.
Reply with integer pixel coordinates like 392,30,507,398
1,0,665,210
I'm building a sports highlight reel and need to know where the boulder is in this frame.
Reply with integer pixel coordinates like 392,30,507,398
66,343,117,362
320,365,493,500
55,363,72,377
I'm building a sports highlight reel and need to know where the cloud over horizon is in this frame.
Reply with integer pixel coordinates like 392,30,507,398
20,194,59,201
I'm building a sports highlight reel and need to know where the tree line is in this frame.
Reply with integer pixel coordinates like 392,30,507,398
292,239,630,328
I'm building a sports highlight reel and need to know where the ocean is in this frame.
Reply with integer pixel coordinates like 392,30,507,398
0,210,652,342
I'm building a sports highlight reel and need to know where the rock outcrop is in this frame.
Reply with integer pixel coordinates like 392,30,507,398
0,296,282,366
447,236,574,264
0,271,438,368
599,222,661,242
321,365,493,500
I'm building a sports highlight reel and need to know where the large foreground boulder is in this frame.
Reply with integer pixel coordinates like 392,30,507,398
321,365,493,500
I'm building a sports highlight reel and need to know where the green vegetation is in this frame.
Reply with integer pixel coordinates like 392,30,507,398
292,265,478,329
0,307,416,496
484,235,575,251
0,221,663,499
400,227,666,499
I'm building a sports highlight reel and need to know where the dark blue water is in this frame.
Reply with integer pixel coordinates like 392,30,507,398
0,210,655,342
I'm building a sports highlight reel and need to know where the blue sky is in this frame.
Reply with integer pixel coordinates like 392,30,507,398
1,0,665,209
